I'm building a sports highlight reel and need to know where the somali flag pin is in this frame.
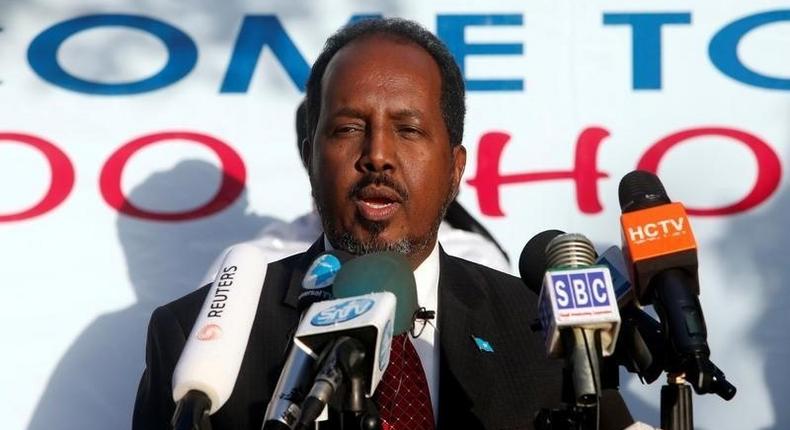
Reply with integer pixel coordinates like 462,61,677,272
472,336,494,353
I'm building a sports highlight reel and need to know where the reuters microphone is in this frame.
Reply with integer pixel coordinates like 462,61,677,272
618,170,734,399
171,244,268,429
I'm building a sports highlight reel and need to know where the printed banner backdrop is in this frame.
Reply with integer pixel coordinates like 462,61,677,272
1,1,788,429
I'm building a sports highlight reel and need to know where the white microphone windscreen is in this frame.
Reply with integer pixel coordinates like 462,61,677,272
172,244,268,413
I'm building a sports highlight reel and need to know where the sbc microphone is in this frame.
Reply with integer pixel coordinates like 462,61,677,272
520,230,620,412
264,250,354,430
295,252,419,429
171,244,268,428
618,170,735,399
521,231,621,358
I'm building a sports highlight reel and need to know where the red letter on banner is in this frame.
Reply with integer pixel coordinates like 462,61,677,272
99,131,246,221
466,127,610,216
637,127,782,215
0,133,75,222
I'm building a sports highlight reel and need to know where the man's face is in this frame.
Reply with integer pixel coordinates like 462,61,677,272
308,34,466,269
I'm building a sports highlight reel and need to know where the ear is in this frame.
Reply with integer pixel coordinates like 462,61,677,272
300,138,312,171
450,144,467,199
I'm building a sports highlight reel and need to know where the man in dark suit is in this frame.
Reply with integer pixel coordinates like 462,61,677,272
134,18,633,429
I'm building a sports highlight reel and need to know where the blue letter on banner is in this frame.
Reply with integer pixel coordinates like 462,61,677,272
221,15,310,93
437,14,524,91
710,10,790,90
28,14,197,95
603,12,692,90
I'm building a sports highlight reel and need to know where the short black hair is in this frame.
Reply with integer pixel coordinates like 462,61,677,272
305,18,466,148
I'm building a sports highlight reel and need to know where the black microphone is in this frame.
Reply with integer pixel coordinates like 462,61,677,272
618,170,734,399
263,250,354,430
599,245,737,400
294,252,419,430
597,246,664,384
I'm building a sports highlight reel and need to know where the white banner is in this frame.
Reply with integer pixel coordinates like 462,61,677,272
1,1,788,429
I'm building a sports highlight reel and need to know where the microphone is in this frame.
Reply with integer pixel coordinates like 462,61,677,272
297,250,354,313
294,252,419,429
264,250,354,430
171,244,268,429
519,231,621,410
597,246,664,384
618,170,734,399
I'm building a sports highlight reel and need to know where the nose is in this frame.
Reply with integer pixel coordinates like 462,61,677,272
357,126,396,173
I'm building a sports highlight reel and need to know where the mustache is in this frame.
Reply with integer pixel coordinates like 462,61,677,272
348,174,409,202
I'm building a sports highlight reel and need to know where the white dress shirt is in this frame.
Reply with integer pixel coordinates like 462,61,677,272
410,241,441,421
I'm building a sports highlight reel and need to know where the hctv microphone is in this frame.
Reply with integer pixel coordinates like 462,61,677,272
618,170,734,399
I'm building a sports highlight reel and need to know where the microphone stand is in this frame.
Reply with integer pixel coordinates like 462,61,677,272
295,337,380,430
659,355,735,430
534,329,602,430
171,390,213,430
661,373,693,430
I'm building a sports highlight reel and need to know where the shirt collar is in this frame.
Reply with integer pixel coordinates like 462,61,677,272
413,241,440,311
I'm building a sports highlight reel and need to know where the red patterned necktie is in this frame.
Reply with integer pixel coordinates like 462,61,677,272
374,334,435,430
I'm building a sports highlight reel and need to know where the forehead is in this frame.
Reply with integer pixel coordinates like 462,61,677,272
320,34,443,115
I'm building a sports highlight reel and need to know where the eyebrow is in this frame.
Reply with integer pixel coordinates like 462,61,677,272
327,107,425,121
390,109,423,121
329,107,366,119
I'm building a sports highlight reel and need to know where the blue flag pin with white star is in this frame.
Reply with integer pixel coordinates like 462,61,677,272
472,336,494,353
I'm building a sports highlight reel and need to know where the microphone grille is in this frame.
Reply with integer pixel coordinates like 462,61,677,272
519,229,565,294
546,233,596,268
618,170,670,212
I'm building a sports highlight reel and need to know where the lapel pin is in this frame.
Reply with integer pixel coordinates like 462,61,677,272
472,336,494,353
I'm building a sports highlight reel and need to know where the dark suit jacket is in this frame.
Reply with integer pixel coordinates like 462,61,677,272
133,240,632,429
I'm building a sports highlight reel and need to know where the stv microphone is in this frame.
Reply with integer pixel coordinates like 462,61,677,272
171,244,268,429
264,250,354,430
520,231,621,409
618,170,735,399
295,252,419,429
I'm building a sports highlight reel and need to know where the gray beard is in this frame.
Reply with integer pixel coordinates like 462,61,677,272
312,187,454,259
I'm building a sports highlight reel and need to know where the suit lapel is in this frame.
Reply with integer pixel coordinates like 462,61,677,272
437,250,499,427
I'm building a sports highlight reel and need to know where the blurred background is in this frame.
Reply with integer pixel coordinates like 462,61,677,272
1,1,788,429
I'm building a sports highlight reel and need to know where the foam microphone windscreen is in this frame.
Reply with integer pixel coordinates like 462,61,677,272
332,252,418,335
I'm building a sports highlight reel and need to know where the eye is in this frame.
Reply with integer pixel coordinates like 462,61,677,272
397,125,424,139
333,124,364,136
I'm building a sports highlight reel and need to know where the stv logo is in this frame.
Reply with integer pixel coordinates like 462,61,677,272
311,298,375,326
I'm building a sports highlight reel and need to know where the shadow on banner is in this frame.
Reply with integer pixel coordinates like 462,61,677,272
715,157,789,430
27,159,276,430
